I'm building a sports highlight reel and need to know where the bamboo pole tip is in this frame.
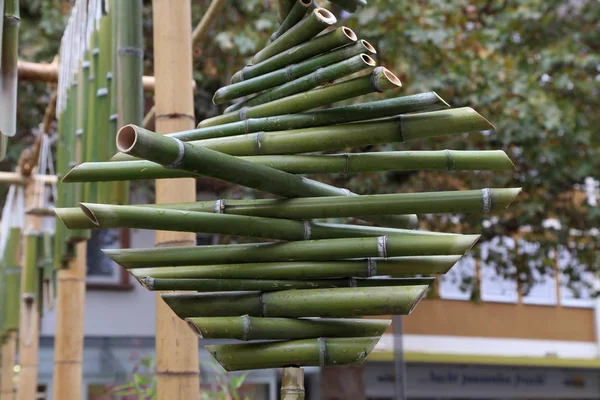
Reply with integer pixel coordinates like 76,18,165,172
464,107,496,131
432,91,451,108
360,54,377,67
185,319,204,338
360,39,377,55
116,125,138,153
313,8,337,24
342,26,358,42
53,208,70,228
78,203,101,227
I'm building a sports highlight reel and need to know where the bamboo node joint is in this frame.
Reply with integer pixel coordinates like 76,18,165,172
303,221,312,240
377,236,389,258
482,188,492,212
164,139,185,169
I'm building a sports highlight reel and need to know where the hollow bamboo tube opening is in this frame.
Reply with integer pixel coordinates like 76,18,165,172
79,204,101,227
186,320,204,338
342,26,357,41
313,8,336,24
360,39,376,54
116,125,137,153
382,68,401,87
360,54,376,66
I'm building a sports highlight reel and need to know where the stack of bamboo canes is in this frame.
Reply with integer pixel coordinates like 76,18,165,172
56,0,519,379
0,0,20,160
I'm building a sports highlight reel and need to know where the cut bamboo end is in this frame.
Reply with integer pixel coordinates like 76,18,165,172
116,124,137,153
313,8,336,25
492,187,522,210
53,207,94,230
432,91,451,108
360,39,376,55
79,203,101,227
360,54,376,67
342,27,358,42
373,67,402,92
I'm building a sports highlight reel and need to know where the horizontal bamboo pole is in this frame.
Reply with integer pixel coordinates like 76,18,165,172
200,67,401,127
16,61,192,92
251,8,337,65
114,125,416,228
77,203,453,241
129,256,462,281
187,316,389,341
231,26,357,83
271,0,315,41
162,285,429,318
67,150,514,182
227,53,376,111
207,337,380,371
215,40,375,105
104,234,480,268
143,277,434,292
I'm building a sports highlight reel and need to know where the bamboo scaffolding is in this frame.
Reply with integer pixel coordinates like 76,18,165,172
186,316,390,341
214,40,376,105
103,234,480,269
162,285,429,318
65,150,514,182
200,66,401,127
251,8,337,65
231,26,357,84
151,0,200,397
207,337,381,371
129,256,462,281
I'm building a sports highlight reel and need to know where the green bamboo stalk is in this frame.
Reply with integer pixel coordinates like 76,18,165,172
96,13,112,204
162,285,429,318
41,233,53,287
277,0,296,22
113,0,143,205
226,53,376,111
231,26,357,84
108,0,118,158
214,40,376,105
200,67,401,127
56,188,519,230
207,337,380,371
2,227,21,332
129,256,461,281
114,125,415,228
329,0,366,13
186,316,390,340
77,52,91,208
23,234,39,301
103,234,480,268
271,0,315,41
84,28,100,203
143,277,434,292
251,8,337,65
0,0,20,138
281,367,305,400
63,150,514,182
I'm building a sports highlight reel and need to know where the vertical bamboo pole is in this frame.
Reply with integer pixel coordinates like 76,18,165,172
51,242,86,400
281,367,305,400
152,1,200,399
0,331,17,400
16,182,40,400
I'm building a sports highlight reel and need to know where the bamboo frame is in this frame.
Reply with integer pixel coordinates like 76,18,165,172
152,0,200,398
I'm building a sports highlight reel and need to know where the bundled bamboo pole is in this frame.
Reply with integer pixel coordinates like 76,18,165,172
231,26,357,84
201,66,401,127
214,39,375,105
104,234,479,268
151,0,200,398
162,285,429,318
278,0,297,22
226,53,376,111
186,316,390,341
252,8,337,64
271,0,315,41
129,256,462,281
206,337,380,371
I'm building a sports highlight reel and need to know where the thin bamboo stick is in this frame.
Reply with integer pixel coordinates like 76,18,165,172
0,0,20,139
162,285,429,318
207,337,381,371
51,242,87,400
186,317,389,341
281,367,305,400
129,256,462,281
231,26,357,84
103,234,480,268
200,67,401,127
214,40,375,105
0,331,16,400
115,125,416,228
252,8,337,65
152,0,200,397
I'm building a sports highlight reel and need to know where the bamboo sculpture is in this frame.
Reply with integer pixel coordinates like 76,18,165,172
54,1,520,399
